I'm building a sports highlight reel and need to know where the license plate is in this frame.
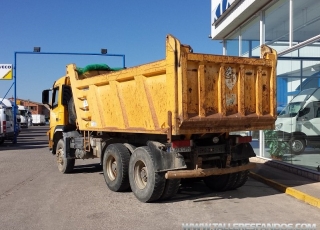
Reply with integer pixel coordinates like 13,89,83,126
170,146,191,153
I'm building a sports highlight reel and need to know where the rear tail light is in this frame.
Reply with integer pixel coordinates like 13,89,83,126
171,140,192,148
3,121,6,133
236,136,252,144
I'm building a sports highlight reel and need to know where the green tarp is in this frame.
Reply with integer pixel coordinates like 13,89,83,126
76,64,123,75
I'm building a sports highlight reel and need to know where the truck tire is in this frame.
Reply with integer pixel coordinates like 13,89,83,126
290,137,306,155
68,97,77,125
203,162,238,191
103,144,131,192
229,160,249,190
203,174,230,191
160,179,181,201
56,139,75,173
233,170,249,189
129,146,166,203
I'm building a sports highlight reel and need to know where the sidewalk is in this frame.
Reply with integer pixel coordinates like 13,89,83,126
249,157,320,208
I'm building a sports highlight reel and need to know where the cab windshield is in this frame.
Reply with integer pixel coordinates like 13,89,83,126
19,110,28,116
278,102,305,117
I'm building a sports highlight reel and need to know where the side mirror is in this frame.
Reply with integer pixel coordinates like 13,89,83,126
62,85,72,106
42,89,51,108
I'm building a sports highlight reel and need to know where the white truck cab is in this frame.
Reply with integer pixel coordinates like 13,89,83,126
0,98,15,144
18,105,30,128
275,88,320,154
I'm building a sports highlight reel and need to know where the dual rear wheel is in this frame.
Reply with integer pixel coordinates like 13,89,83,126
103,145,180,202
57,139,249,201
203,160,249,191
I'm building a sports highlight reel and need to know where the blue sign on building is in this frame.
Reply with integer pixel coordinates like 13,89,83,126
213,0,236,22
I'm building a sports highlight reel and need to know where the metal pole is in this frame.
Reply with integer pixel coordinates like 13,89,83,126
289,0,293,48
239,28,242,56
259,10,265,157
223,40,227,55
12,51,125,144
13,52,17,144
122,55,126,68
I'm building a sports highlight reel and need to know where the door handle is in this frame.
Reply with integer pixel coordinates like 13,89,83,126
56,118,59,121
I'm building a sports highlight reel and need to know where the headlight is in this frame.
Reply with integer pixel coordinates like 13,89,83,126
275,123,282,130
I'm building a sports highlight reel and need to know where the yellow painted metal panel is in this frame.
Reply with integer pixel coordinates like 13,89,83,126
66,35,277,135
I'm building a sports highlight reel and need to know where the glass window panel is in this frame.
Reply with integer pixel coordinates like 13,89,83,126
269,52,320,171
241,16,260,57
293,0,320,43
265,0,289,52
225,30,239,56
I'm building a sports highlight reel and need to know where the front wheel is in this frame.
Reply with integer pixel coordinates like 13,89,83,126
56,139,75,173
129,147,166,203
290,137,306,155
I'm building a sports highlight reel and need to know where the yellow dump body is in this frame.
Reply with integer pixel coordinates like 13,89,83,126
67,35,277,135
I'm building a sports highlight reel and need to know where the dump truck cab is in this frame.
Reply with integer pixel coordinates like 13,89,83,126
42,76,73,153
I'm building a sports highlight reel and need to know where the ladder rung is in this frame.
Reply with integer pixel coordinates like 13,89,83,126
80,106,89,111
82,117,91,121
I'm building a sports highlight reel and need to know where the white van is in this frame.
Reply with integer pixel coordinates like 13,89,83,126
275,88,320,154
18,105,30,128
32,114,46,126
0,98,15,144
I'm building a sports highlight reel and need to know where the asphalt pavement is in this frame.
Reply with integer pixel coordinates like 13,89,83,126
0,126,319,230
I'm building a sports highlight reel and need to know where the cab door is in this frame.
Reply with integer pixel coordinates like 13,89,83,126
298,101,320,136
50,85,66,131
310,102,320,136
4,108,14,135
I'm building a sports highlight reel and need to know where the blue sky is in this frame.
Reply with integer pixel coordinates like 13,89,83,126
0,0,221,103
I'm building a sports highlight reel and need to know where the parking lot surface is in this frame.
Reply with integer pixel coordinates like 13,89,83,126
0,127,319,230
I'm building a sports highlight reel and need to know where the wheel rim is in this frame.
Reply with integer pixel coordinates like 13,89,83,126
292,139,304,152
134,160,147,189
106,155,117,181
56,148,64,170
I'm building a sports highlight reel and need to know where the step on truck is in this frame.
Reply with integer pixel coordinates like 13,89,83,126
42,34,277,203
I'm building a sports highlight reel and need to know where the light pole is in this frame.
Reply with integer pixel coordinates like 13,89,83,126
13,49,125,143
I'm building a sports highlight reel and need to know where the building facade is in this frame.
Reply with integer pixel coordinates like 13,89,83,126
211,0,320,172
9,98,50,119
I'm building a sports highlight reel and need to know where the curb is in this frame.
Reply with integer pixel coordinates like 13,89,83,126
249,171,320,209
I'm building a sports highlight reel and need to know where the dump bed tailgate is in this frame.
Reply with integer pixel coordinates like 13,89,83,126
176,40,277,134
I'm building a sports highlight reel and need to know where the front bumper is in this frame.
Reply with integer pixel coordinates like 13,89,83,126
275,131,292,142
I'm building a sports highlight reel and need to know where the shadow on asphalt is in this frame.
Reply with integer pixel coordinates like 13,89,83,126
157,178,280,204
0,126,49,150
72,163,102,174
2,126,318,203
67,162,286,203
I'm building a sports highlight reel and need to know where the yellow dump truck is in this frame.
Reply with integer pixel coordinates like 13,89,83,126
42,34,277,203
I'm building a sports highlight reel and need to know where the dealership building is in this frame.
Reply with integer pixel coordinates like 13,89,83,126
211,0,320,173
